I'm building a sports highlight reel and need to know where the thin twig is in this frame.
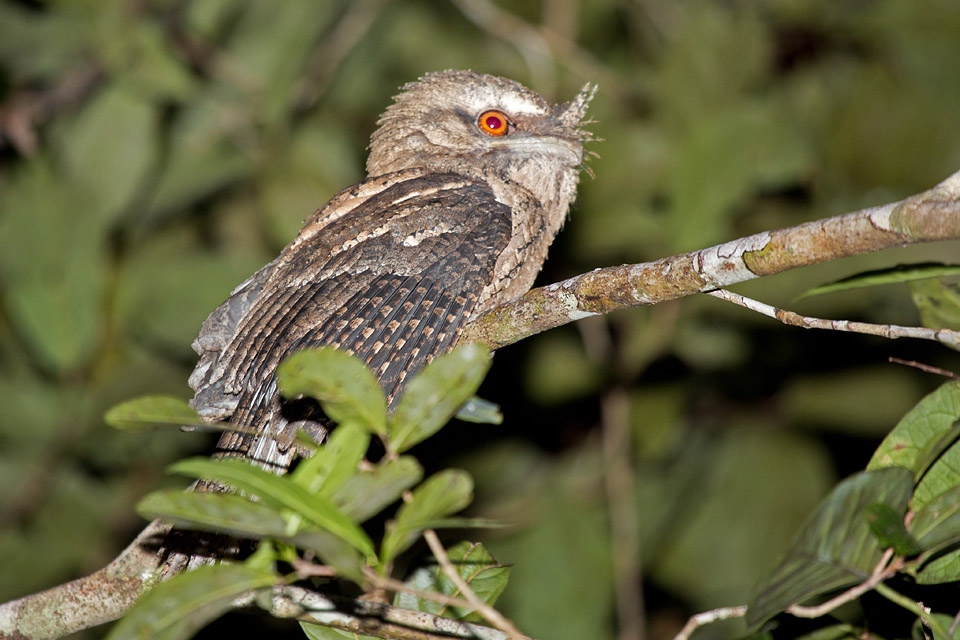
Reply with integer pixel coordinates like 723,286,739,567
706,289,960,349
265,583,525,640
888,357,960,380
422,529,527,639
290,557,338,579
362,567,497,614
672,605,748,640
787,550,900,619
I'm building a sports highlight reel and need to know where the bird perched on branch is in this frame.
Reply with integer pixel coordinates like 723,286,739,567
187,68,594,488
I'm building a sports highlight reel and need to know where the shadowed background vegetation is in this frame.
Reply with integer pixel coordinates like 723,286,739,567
1,1,959,638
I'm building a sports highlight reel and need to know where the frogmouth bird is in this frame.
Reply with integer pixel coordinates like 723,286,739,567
186,70,594,480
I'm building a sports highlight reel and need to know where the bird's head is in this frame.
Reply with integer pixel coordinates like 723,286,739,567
367,70,595,207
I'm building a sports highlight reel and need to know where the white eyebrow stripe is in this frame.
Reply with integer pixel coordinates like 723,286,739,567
496,94,549,117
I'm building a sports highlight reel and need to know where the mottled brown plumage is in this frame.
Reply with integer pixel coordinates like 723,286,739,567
185,70,594,481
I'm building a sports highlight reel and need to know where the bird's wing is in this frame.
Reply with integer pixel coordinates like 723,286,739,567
186,257,279,421
187,172,512,465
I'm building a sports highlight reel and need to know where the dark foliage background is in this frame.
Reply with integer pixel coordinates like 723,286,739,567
0,1,959,638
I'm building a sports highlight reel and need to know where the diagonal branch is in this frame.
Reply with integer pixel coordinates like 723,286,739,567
0,520,169,639
461,169,960,350
421,529,525,639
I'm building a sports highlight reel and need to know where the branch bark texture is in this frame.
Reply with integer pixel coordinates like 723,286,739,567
0,521,169,639
461,169,960,349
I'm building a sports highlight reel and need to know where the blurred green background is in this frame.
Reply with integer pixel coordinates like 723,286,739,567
1,1,959,638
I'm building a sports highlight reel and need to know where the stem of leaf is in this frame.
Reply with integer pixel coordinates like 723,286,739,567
875,583,950,639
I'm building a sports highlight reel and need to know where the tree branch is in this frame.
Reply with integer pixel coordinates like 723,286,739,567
3,171,959,638
672,605,748,640
0,520,169,639
461,169,960,349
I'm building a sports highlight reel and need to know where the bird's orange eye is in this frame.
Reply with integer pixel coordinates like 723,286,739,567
477,110,510,137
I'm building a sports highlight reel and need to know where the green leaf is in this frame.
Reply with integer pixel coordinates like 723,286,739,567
381,470,474,567
292,422,370,496
910,613,959,640
746,466,915,630
144,125,254,221
455,397,503,425
217,0,335,126
107,563,276,640
865,503,921,556
6,274,106,375
911,416,960,584
109,20,198,102
59,85,158,224
667,98,812,251
137,489,366,581
650,427,834,607
868,381,960,484
0,157,108,374
169,457,375,558
913,551,960,587
388,344,492,454
869,382,960,586
105,395,208,431
912,421,960,485
276,348,387,436
137,490,290,539
910,278,960,336
0,4,88,78
911,485,960,557
332,456,423,522
794,624,860,640
799,263,960,300
909,484,960,585
395,541,510,622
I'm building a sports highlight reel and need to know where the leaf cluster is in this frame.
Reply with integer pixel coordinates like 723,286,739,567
106,344,509,640
746,381,960,638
